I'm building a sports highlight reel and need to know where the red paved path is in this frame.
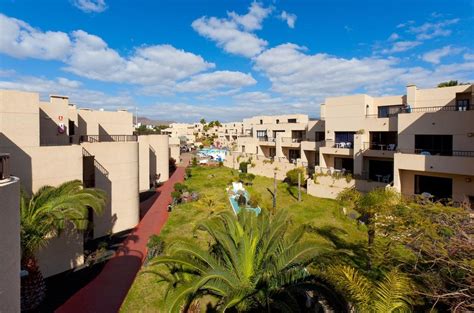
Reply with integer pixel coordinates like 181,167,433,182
56,156,190,313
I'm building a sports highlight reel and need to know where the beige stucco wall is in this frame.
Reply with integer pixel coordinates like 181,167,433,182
39,96,72,146
138,135,170,191
0,90,40,147
82,142,139,238
0,176,20,313
169,136,180,161
77,109,133,136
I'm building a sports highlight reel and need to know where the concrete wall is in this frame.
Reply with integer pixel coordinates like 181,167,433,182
169,136,180,161
82,142,139,238
138,135,170,192
0,176,20,313
77,109,134,136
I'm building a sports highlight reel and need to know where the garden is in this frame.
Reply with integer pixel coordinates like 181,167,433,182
121,165,473,312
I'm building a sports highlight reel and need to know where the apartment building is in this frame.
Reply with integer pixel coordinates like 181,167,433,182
309,84,474,206
162,122,198,144
217,122,244,147
0,90,170,278
0,154,20,313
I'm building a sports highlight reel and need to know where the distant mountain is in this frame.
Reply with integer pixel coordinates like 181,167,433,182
137,117,174,126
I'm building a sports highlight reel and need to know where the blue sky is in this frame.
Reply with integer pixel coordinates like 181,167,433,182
0,0,473,122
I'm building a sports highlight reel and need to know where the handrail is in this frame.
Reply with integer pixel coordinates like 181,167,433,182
82,148,109,177
363,142,397,151
80,135,138,143
0,153,10,180
398,149,474,157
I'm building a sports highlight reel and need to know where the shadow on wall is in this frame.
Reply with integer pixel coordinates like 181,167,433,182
149,146,157,187
99,125,112,141
93,163,114,239
0,133,32,193
39,109,69,146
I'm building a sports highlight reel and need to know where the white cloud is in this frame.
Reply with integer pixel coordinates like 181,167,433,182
422,45,462,64
396,20,415,28
175,71,256,93
253,43,405,98
72,0,107,13
192,2,271,57
65,30,215,86
409,18,459,40
381,41,422,54
0,13,71,60
388,33,399,41
463,53,474,61
280,11,297,28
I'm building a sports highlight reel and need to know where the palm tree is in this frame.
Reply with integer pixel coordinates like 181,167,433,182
321,265,413,312
149,209,321,312
337,188,399,269
20,180,106,311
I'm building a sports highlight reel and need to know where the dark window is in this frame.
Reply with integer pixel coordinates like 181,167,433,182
276,119,279,124
377,105,404,117
370,131,397,150
415,135,452,156
272,130,284,138
368,160,393,181
242,145,246,153
456,99,470,111
289,149,300,160
260,119,263,124
335,132,355,145
256,130,267,139
415,175,452,201
315,131,325,141
288,118,297,123
334,157,353,173
269,148,276,157
68,119,75,135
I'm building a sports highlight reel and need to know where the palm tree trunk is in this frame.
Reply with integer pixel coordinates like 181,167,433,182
21,256,46,311
367,220,375,270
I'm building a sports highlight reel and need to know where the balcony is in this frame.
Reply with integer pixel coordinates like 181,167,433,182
301,140,324,151
257,136,276,146
281,137,303,147
79,135,138,143
396,149,474,176
362,142,396,158
0,153,10,180
320,139,354,156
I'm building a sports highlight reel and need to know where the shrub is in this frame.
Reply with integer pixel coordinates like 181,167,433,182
171,191,181,201
239,161,249,173
248,191,262,207
146,235,165,263
173,182,188,193
218,161,223,167
285,167,306,186
345,173,353,183
192,157,198,167
185,168,192,178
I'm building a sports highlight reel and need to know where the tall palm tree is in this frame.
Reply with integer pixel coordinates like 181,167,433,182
320,265,413,313
20,180,106,311
337,188,399,269
150,209,321,312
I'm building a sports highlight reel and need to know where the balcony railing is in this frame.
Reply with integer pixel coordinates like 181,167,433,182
258,137,275,142
0,153,10,180
80,135,138,143
363,142,397,151
282,137,303,143
398,149,474,157
366,105,471,118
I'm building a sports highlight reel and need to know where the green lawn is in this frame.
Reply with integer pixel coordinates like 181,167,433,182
121,166,366,312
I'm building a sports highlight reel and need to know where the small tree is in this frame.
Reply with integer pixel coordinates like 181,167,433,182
239,161,249,173
200,118,206,124
285,167,306,186
437,80,459,88
192,157,198,167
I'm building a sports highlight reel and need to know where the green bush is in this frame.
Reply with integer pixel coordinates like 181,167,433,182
146,235,165,263
173,182,188,193
285,167,306,186
218,161,223,167
192,157,198,167
171,191,181,201
239,161,249,173
185,168,192,178
248,190,262,207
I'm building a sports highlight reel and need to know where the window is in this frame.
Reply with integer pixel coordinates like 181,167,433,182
260,119,263,124
415,135,452,156
242,145,246,153
456,99,470,111
288,118,297,123
68,119,75,135
315,132,325,141
269,148,276,157
289,149,300,160
335,132,355,144
334,157,353,173
368,160,393,181
370,131,397,150
415,175,452,201
377,105,404,117
256,130,267,140
276,119,279,124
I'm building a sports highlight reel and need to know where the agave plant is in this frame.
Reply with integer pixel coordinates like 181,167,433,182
321,265,413,313
150,209,321,312
20,180,106,311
